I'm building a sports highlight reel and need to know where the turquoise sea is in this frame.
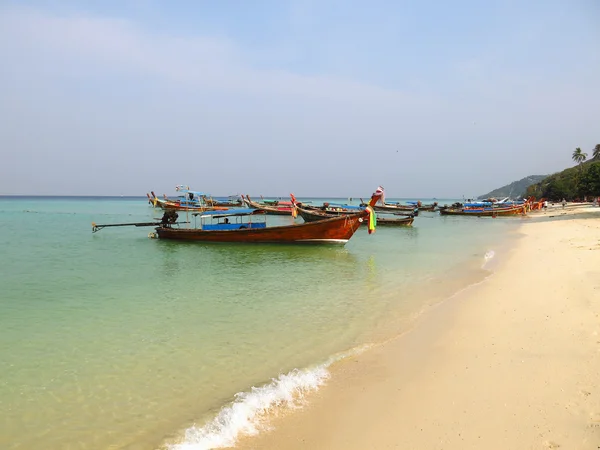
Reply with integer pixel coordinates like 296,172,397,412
0,197,521,449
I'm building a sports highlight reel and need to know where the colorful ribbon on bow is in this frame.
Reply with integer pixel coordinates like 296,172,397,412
366,206,376,234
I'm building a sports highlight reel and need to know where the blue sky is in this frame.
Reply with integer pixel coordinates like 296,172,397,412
1,0,598,196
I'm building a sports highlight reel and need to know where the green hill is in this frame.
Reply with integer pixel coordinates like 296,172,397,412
478,175,547,200
525,158,600,200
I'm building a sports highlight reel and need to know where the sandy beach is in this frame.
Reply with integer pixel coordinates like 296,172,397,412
237,213,600,450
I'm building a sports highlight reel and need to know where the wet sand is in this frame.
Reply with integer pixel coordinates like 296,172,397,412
237,216,600,449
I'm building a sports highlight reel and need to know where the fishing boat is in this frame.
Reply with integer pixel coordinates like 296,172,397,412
296,207,414,226
290,196,363,222
152,190,382,244
529,198,546,211
242,195,294,215
294,204,357,223
147,187,228,212
94,188,384,244
204,196,243,208
409,201,438,212
373,215,415,226
368,202,415,213
360,195,420,213
439,203,528,217
291,195,415,227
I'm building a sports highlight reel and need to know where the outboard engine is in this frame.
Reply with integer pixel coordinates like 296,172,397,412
161,210,179,226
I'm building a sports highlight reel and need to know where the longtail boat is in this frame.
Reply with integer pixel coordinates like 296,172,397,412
439,203,528,217
290,196,363,223
360,197,419,213
204,196,243,208
151,190,382,244
296,207,415,226
295,204,355,223
370,203,416,213
291,197,415,227
95,188,384,244
529,198,546,211
147,187,228,212
242,195,294,215
152,197,228,212
372,216,414,226
413,201,438,212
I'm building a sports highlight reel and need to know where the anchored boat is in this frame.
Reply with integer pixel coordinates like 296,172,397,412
439,203,529,217
93,189,384,245
242,195,294,216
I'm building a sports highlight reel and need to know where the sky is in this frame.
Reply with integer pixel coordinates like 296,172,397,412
0,0,599,197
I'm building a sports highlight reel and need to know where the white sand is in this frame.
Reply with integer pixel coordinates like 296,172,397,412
237,217,600,449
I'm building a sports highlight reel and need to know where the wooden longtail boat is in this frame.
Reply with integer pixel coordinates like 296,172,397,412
204,197,243,208
361,198,418,213
152,197,228,212
153,191,382,244
289,195,364,223
243,195,294,215
529,198,546,211
298,202,363,213
155,212,364,244
260,198,279,206
293,199,415,226
368,202,414,212
372,204,419,214
295,205,355,223
417,202,438,212
147,188,228,212
439,204,527,217
371,216,414,226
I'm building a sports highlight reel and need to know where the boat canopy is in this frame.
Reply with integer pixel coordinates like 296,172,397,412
324,203,364,210
174,185,211,197
193,208,266,218
464,202,493,207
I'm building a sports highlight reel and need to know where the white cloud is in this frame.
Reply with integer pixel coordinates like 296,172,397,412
0,6,433,108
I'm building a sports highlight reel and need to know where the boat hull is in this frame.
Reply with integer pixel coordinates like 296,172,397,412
373,205,415,212
370,217,414,226
243,196,293,215
155,213,366,244
297,207,356,223
371,203,422,215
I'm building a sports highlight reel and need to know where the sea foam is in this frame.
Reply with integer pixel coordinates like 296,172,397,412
482,250,495,269
168,346,370,450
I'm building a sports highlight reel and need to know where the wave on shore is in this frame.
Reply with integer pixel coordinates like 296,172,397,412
168,346,370,450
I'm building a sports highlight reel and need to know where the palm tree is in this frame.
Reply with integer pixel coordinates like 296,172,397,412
593,144,600,160
572,147,587,164
572,147,588,177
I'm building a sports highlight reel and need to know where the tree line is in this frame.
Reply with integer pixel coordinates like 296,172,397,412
526,144,600,201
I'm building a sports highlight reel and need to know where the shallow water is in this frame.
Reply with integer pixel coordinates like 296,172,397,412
0,197,520,449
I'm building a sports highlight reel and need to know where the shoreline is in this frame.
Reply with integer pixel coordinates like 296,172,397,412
160,221,522,449
235,215,600,449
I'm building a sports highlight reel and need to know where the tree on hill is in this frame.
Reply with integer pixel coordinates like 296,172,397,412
572,147,587,170
580,163,600,196
526,143,600,201
526,161,600,201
